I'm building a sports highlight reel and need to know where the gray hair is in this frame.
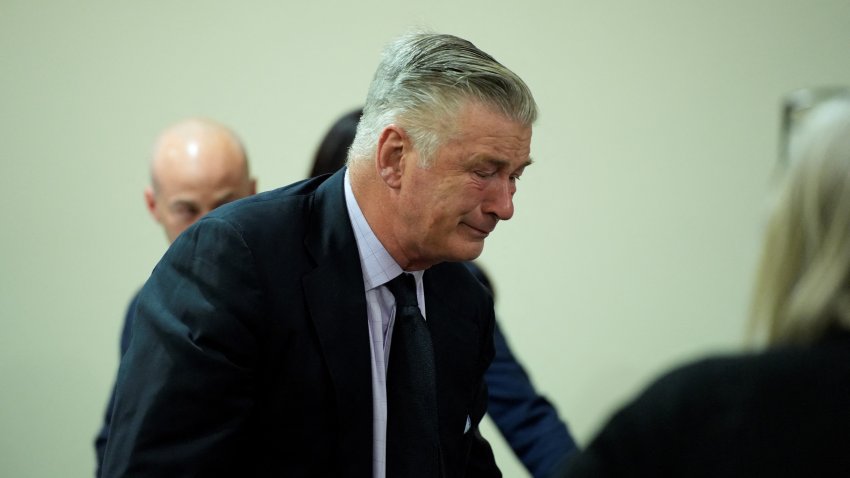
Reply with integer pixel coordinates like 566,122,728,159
349,31,537,166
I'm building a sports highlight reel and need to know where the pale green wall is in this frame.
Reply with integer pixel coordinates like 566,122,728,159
3,1,850,476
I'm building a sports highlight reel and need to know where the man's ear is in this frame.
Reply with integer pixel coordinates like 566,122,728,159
144,186,162,223
375,125,409,189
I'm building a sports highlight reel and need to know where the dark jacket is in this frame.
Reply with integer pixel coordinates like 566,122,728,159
561,329,850,477
101,169,500,477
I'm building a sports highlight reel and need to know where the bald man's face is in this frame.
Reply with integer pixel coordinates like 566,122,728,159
144,125,256,243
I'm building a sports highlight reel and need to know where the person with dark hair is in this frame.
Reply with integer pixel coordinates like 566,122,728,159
310,108,363,178
558,96,850,477
102,31,538,477
311,108,577,478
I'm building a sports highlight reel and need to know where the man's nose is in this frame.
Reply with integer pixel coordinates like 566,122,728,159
482,178,515,220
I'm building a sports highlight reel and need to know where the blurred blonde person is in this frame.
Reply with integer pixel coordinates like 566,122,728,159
561,97,850,477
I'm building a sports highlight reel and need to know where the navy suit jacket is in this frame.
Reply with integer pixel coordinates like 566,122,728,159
100,170,499,477
98,273,577,478
465,263,576,478
95,294,136,476
486,324,576,477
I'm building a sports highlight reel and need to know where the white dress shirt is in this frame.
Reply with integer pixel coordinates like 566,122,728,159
343,169,426,478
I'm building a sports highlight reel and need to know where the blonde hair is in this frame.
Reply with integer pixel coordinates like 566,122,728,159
751,98,850,345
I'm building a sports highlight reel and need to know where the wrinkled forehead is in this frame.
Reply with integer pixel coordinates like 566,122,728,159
448,103,532,152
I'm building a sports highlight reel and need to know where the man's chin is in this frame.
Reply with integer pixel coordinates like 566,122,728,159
447,241,485,263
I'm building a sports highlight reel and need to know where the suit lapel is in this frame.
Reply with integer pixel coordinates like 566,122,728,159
423,263,482,436
424,262,482,372
302,169,374,475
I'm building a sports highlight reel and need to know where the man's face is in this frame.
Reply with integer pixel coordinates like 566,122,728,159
145,139,255,243
395,102,532,267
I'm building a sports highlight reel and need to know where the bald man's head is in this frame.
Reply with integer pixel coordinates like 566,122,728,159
144,118,257,243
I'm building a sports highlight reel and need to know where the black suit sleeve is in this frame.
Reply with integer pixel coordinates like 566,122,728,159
101,217,265,477
94,294,139,477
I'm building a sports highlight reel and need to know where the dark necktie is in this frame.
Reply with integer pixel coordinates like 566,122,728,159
385,273,442,477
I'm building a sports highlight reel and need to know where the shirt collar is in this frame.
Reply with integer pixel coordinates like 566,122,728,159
344,168,405,291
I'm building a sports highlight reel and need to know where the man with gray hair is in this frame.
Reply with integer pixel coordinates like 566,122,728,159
102,31,536,477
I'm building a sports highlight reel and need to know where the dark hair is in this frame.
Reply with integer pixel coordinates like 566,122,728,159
309,108,363,177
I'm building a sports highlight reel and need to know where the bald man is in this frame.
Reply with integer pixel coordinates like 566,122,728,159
94,118,256,476
144,118,256,242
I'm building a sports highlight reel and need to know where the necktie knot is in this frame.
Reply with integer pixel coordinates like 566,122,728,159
385,273,418,308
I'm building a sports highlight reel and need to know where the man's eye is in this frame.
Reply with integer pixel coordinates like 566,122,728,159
173,205,199,219
474,170,496,178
